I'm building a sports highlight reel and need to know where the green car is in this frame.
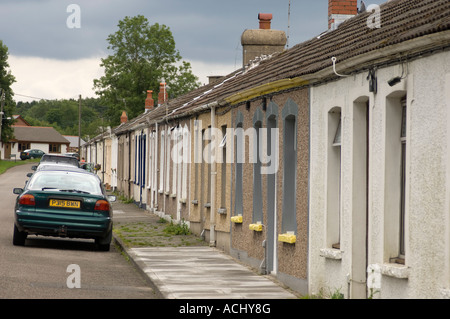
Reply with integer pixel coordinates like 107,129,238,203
20,149,45,160
13,166,116,251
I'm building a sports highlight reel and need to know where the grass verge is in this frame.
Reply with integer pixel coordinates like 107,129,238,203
0,159,39,175
113,220,206,248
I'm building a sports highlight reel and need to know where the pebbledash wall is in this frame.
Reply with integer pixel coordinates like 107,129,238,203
309,50,450,299
228,88,310,293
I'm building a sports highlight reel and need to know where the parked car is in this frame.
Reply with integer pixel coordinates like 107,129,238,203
64,152,80,161
20,149,45,160
39,154,80,167
80,162,95,173
12,166,116,251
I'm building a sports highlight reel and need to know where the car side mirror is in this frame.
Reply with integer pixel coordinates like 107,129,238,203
13,188,24,195
107,195,117,202
31,165,37,171
27,173,33,177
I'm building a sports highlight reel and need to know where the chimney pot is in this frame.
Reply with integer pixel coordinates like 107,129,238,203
258,13,272,29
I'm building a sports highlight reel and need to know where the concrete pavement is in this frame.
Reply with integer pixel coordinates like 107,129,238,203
111,200,299,299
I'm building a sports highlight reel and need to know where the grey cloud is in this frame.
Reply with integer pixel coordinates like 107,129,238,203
1,0,388,63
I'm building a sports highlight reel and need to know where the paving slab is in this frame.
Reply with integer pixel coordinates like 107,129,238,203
127,246,298,299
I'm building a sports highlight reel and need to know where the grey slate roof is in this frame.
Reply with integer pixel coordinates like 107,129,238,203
113,0,450,131
12,126,70,144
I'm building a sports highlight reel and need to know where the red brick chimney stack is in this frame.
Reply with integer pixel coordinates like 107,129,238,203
328,0,358,30
145,90,154,113
158,82,168,106
120,111,128,124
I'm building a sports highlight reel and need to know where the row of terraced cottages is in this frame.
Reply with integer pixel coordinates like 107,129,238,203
82,0,450,298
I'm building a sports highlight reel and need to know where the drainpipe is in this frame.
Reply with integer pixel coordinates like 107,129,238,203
210,104,217,247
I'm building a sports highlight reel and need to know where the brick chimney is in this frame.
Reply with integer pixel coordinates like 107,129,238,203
158,82,168,106
120,111,128,124
328,0,357,30
145,90,154,113
208,75,223,85
241,13,287,67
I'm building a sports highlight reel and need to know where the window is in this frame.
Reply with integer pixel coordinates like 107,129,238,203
334,117,342,146
327,108,342,249
176,128,182,199
399,98,407,259
192,121,200,204
19,143,30,151
281,99,298,234
220,125,227,212
159,130,165,193
49,144,61,153
148,131,155,190
234,111,244,216
253,109,264,224
165,129,171,195
385,94,407,264
171,127,178,197
181,125,189,202
134,137,137,184
206,126,211,206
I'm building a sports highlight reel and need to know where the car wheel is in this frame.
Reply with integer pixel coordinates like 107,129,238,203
95,230,112,251
13,224,27,246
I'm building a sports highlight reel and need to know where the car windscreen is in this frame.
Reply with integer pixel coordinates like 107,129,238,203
27,171,103,195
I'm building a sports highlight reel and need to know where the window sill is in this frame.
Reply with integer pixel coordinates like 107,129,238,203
249,223,263,232
231,215,243,224
389,257,405,265
278,233,296,244
320,248,342,260
380,263,409,279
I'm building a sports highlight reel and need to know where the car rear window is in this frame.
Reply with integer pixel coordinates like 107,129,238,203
27,171,102,195
40,155,79,167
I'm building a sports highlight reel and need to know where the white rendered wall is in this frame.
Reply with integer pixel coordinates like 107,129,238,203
309,50,450,299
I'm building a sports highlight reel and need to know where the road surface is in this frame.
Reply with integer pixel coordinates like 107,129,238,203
0,163,155,299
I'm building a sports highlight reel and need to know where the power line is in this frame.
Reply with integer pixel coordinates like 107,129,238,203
14,93,51,101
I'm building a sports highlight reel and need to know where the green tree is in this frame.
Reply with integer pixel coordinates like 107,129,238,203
93,15,200,125
19,97,110,140
0,40,16,143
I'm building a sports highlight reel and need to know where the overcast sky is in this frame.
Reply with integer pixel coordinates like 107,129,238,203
0,0,387,102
